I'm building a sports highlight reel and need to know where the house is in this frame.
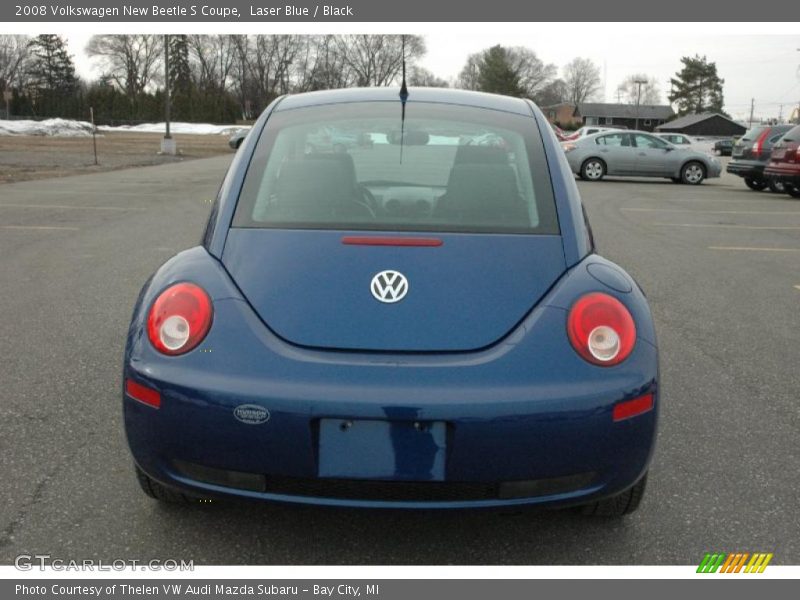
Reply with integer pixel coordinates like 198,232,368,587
574,103,674,132
656,113,747,137
540,103,581,128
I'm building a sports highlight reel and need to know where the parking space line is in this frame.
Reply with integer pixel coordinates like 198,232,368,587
656,223,800,230
623,208,800,215
0,204,146,211
1,225,80,231
795,285,800,291
709,246,800,252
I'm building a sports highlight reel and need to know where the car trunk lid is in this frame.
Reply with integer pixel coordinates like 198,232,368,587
222,228,567,352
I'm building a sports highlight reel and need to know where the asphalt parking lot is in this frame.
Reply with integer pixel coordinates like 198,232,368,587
0,156,798,565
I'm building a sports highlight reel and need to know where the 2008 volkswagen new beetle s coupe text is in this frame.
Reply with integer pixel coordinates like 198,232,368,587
123,87,659,516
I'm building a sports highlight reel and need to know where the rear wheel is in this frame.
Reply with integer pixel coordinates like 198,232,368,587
580,158,606,181
744,177,768,191
785,184,800,198
580,474,648,517
681,161,706,185
768,179,785,194
135,465,210,505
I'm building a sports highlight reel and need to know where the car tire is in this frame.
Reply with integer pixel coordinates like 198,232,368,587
135,465,208,504
580,474,648,517
767,179,785,194
681,161,706,185
785,184,800,199
580,158,606,181
744,177,768,191
235,139,244,150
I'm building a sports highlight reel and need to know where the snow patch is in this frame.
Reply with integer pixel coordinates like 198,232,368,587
0,118,95,137
99,122,249,136
0,118,249,137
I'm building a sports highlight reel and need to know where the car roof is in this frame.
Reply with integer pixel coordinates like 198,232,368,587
274,87,532,116
582,129,655,138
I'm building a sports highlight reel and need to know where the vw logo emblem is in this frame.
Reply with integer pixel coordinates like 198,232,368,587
370,270,409,303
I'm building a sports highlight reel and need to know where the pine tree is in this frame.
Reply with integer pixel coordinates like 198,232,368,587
477,46,525,97
26,34,79,116
668,55,725,116
168,34,194,120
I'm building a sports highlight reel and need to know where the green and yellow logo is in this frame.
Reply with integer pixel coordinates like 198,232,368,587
697,552,773,573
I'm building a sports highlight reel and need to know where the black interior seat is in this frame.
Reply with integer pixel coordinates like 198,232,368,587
269,153,372,221
453,145,508,165
435,163,528,227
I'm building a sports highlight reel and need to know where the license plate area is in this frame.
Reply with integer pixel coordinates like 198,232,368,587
318,419,446,481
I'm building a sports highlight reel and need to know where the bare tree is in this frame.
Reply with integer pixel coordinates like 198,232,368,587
187,34,237,93
86,35,163,97
536,78,569,106
508,47,557,98
246,35,305,104
0,35,30,92
563,57,602,104
305,35,354,91
335,35,425,87
456,52,482,91
408,66,448,87
616,74,661,105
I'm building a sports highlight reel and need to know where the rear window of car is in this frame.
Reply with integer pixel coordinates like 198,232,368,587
232,101,559,235
596,133,630,146
740,126,767,142
781,126,800,142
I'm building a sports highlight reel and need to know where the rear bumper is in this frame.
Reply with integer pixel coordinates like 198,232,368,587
765,165,800,184
124,297,659,509
726,160,765,178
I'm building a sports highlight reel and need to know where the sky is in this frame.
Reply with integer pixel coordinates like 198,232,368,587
65,33,800,122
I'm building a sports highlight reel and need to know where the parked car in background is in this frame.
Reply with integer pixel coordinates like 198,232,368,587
306,126,372,152
551,123,568,141
712,139,734,156
727,124,794,192
563,130,721,184
765,125,800,198
563,126,621,141
228,128,250,150
656,133,695,148
123,87,659,516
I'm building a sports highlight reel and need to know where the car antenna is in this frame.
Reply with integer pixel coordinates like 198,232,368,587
399,35,408,164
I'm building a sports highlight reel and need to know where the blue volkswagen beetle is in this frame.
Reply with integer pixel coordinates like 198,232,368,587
124,87,658,516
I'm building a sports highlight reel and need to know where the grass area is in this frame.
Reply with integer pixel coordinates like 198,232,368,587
0,131,233,184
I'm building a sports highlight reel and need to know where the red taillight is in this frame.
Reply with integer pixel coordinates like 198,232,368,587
613,393,654,421
567,292,636,366
147,283,213,355
125,379,161,408
342,236,443,247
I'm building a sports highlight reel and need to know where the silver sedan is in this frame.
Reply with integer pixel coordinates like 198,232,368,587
562,130,721,184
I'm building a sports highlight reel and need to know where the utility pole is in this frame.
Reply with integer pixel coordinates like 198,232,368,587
634,79,647,130
160,34,176,155
796,49,800,124
748,98,755,128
